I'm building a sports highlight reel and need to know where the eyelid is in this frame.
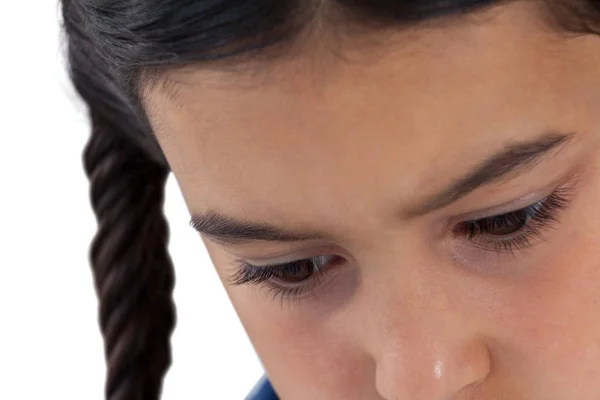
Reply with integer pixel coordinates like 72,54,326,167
447,180,569,226
453,165,584,223
231,244,350,268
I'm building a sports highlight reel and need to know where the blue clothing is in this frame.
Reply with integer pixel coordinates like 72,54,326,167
246,375,279,400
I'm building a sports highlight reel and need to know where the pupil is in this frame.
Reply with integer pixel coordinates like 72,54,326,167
489,209,528,235
282,260,314,283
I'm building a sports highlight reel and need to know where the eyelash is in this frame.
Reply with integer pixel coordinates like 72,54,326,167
230,255,342,304
453,185,571,255
230,185,572,302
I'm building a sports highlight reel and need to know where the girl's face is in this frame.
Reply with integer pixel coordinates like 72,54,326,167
145,3,600,399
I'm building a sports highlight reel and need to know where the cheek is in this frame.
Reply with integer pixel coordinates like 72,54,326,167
226,281,373,398
492,174,600,391
203,239,368,395
201,238,367,396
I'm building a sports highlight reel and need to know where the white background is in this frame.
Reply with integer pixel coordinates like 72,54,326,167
0,2,264,398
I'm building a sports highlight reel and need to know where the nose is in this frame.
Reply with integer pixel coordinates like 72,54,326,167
374,334,491,400
369,270,492,400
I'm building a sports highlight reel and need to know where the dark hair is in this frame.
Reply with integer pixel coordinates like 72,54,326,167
60,0,600,398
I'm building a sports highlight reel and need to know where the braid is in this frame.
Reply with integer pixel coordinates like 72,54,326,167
62,1,176,398
83,115,176,399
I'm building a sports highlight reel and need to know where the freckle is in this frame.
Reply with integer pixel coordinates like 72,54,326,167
434,359,443,380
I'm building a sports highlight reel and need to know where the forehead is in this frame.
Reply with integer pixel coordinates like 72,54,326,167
144,3,600,232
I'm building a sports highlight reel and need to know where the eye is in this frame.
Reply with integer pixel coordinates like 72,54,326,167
453,185,572,254
229,184,575,304
461,208,529,237
229,255,343,302
269,257,322,284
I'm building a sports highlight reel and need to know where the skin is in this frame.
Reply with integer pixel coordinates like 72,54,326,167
145,2,600,399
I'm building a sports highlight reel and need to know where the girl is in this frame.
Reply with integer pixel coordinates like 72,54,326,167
61,0,600,398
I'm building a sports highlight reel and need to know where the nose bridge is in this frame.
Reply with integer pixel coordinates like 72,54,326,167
370,267,491,400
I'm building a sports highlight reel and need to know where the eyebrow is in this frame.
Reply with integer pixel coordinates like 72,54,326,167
190,132,573,245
